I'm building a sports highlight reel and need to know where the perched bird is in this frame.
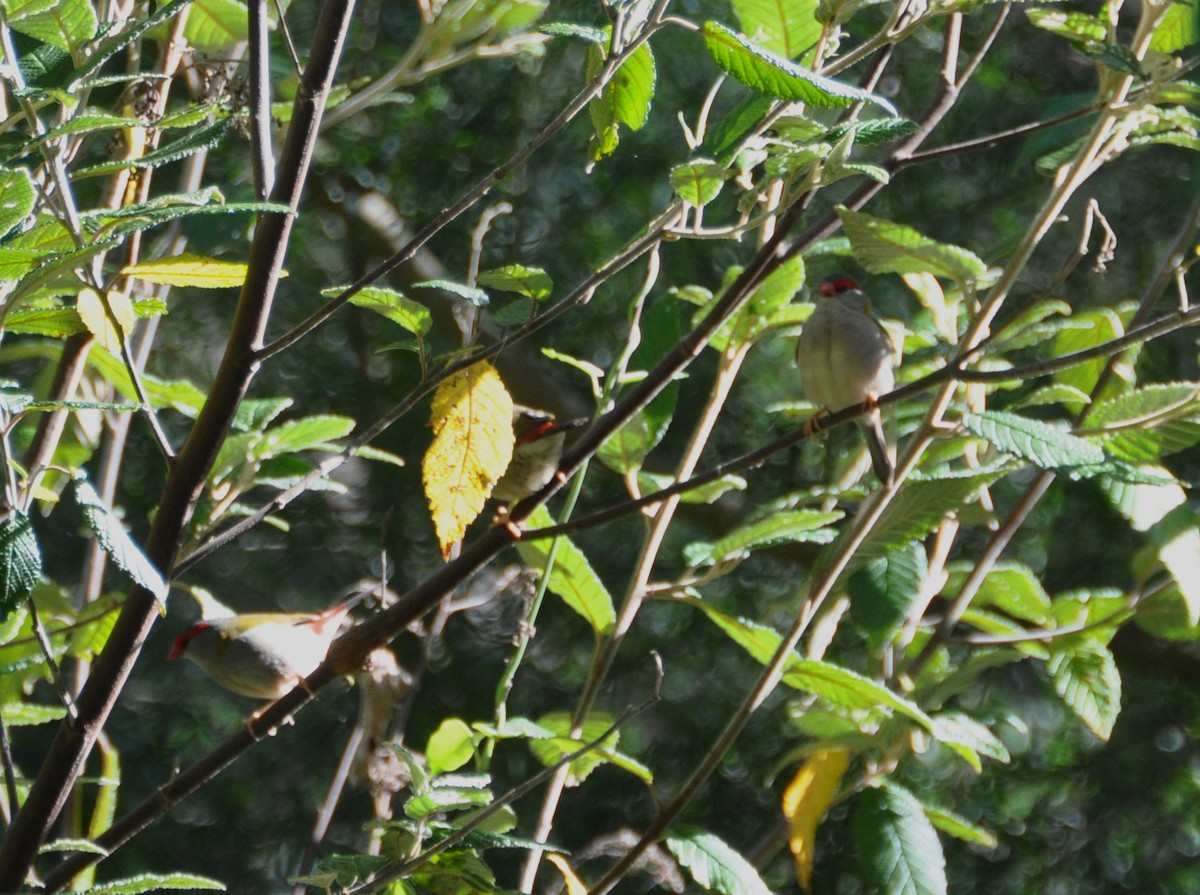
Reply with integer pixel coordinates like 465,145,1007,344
491,406,586,502
795,274,898,487
168,600,355,699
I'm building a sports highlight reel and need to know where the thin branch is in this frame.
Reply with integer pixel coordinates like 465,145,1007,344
0,0,359,884
257,15,671,361
249,0,276,199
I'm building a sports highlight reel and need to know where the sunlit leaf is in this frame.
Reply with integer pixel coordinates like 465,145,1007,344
122,253,251,288
518,506,616,636
782,749,851,890
423,362,514,556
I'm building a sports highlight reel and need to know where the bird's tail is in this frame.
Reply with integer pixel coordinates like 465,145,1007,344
863,410,895,488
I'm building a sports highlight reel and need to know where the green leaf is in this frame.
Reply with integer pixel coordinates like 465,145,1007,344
849,465,1009,567
477,264,553,301
1051,307,1125,409
853,784,947,895
517,506,617,636
427,718,476,774
0,514,41,620
1009,383,1093,410
39,837,109,855
337,285,433,336
414,278,490,306
1047,642,1121,740
74,120,232,178
524,711,642,785
1083,382,1200,462
76,871,225,893
702,21,895,113
72,478,168,605
69,0,191,88
587,40,656,162
732,0,822,61
690,601,932,727
928,711,1010,772
1,701,66,725
539,21,606,43
254,415,355,459
1151,0,1199,53
838,207,990,284
121,253,248,288
665,825,773,895
684,509,843,567
637,471,747,505
0,167,36,240
6,0,97,52
962,410,1107,473
965,560,1053,625
185,0,248,50
670,158,728,207
848,542,926,643
923,804,997,849
5,306,85,338
404,775,492,820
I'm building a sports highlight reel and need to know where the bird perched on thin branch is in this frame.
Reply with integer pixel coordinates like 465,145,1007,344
795,274,898,487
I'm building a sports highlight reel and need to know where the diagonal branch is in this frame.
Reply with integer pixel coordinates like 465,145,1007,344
0,0,358,886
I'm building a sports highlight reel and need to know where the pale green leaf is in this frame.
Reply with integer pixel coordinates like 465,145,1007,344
518,506,616,636
838,207,990,284
477,264,553,301
335,285,433,336
427,718,476,774
122,253,249,288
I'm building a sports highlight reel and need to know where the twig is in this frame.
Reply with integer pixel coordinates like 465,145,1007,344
0,0,360,885
257,13,672,361
249,0,276,200
349,659,663,895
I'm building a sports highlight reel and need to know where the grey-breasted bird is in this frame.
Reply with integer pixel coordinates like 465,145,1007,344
492,406,586,502
168,600,354,699
795,274,898,487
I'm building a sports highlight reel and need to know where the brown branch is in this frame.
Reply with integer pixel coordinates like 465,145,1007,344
0,0,358,886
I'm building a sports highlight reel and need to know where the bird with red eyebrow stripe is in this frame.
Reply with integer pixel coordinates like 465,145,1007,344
492,406,586,503
794,274,898,487
168,600,355,699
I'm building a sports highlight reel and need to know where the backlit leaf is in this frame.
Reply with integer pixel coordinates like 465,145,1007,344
782,749,851,890
423,362,514,556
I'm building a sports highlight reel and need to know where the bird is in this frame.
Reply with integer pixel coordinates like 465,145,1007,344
168,599,356,699
794,274,898,487
491,406,586,503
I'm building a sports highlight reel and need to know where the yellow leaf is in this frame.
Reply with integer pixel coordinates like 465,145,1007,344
546,854,588,895
120,252,266,288
76,288,135,354
423,361,514,557
782,748,851,891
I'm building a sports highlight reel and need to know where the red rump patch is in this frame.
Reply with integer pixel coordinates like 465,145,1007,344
168,622,213,660
820,275,860,296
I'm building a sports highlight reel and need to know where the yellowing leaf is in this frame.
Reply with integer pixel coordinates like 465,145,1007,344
546,854,588,895
783,748,851,891
76,288,135,354
121,252,260,288
423,361,514,557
